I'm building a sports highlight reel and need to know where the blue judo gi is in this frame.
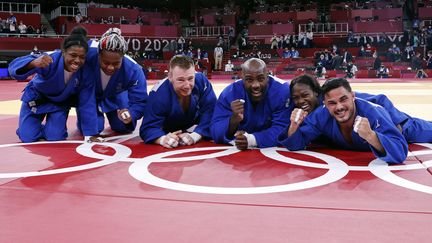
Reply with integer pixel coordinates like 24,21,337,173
211,76,293,148
278,98,408,164
9,51,98,142
139,72,217,143
82,41,147,133
356,92,432,143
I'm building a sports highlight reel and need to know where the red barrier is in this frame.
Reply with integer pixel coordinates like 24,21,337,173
0,37,62,51
87,7,140,21
372,8,402,20
0,13,40,27
296,10,317,21
65,23,178,37
419,7,432,19
330,10,350,22
350,9,373,19
250,12,296,22
249,24,294,36
352,20,402,33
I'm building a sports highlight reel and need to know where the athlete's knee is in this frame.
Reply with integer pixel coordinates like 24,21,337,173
17,128,42,143
44,128,68,141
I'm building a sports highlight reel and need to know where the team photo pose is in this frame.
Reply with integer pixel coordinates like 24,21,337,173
279,77,408,163
8,27,100,142
287,74,432,143
140,55,217,148
211,58,293,150
80,27,147,134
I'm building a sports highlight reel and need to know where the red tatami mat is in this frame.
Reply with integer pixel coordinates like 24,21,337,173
1,80,432,243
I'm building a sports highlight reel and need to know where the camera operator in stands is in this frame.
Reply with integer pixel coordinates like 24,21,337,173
345,61,358,78
315,62,326,79
377,64,390,78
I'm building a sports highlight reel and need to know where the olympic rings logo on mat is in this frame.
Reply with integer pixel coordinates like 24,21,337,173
1,139,432,195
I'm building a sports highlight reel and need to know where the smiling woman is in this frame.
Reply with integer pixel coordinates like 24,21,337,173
7,26,102,143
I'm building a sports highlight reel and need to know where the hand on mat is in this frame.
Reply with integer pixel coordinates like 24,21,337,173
84,136,105,143
234,131,248,151
158,130,182,148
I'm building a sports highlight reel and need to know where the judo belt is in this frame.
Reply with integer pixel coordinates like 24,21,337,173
27,97,49,108
27,95,78,108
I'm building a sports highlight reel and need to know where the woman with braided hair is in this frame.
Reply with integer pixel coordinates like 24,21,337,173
9,27,101,143
79,27,147,134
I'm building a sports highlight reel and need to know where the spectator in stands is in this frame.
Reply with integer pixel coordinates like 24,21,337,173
377,32,388,46
315,62,326,79
135,16,143,25
225,60,234,72
27,25,34,35
139,55,217,148
211,58,293,150
411,52,423,71
316,54,328,68
365,43,375,57
307,19,315,32
427,51,432,69
177,36,185,50
120,16,128,24
298,31,306,48
186,49,194,59
377,64,389,78
282,47,291,59
373,52,381,70
270,34,279,49
331,44,340,55
416,69,428,79
75,12,83,23
341,49,353,64
186,40,194,51
330,53,343,70
347,30,355,45
8,27,101,143
402,41,414,62
357,46,367,57
214,44,223,71
17,21,27,36
345,61,358,78
217,34,224,48
41,24,47,36
195,48,203,61
228,27,235,47
83,27,147,134
282,34,290,48
290,47,300,58
386,43,401,62
30,46,41,55
358,33,369,47
198,15,204,26
201,49,209,62
6,12,17,33
306,30,314,47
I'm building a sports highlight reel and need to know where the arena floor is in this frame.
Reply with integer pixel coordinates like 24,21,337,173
1,78,432,243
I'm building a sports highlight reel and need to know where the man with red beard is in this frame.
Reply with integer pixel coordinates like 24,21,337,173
279,78,408,164
211,58,293,150
140,55,217,148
